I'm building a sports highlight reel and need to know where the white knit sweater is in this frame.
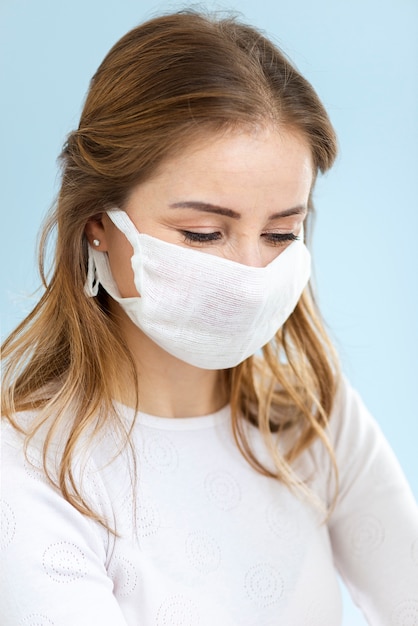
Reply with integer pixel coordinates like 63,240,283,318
1,378,417,625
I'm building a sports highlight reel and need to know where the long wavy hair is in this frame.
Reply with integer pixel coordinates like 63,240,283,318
1,11,340,528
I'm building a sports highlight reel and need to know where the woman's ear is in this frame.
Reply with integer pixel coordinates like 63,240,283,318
84,214,108,251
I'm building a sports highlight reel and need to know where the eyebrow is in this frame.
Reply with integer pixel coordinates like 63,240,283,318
169,201,307,220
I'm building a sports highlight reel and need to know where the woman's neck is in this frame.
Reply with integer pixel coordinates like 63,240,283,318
110,303,229,418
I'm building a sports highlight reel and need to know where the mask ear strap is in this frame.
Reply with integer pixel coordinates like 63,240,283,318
107,209,141,255
84,243,99,297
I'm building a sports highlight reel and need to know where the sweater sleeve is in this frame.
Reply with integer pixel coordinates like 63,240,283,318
326,380,418,625
0,422,129,626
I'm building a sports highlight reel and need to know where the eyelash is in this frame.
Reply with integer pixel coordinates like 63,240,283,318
181,231,299,245
181,231,222,243
262,232,299,245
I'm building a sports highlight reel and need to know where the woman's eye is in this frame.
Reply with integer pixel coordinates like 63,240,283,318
181,230,222,244
262,232,299,246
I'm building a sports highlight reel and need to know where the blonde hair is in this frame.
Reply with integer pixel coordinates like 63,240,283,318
1,11,339,528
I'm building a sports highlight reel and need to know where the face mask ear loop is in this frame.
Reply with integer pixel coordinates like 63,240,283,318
106,209,146,294
84,243,100,297
107,209,141,252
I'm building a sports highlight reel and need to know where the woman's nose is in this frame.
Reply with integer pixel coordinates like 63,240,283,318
232,242,267,268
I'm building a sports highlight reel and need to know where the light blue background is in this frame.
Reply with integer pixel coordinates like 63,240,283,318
1,1,417,623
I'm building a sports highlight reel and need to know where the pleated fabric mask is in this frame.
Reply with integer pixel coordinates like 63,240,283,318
85,209,311,370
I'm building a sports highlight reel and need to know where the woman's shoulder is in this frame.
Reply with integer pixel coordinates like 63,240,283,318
1,412,43,474
1,409,119,529
327,375,401,470
294,374,412,512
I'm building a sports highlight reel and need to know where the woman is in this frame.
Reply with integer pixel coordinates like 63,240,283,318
1,11,417,625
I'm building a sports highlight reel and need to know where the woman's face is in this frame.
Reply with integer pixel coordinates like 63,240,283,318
87,127,314,298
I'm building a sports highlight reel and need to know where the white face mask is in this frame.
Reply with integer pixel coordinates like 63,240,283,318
85,209,311,369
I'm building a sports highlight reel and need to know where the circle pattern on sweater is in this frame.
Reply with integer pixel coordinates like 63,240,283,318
21,614,55,626
204,471,241,511
392,600,418,626
84,469,109,515
143,434,178,474
185,531,221,573
156,594,200,626
136,498,161,537
244,563,284,607
109,555,138,597
0,500,16,549
42,542,87,583
347,514,385,557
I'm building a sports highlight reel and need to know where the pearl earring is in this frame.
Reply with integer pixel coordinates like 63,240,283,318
93,239,100,247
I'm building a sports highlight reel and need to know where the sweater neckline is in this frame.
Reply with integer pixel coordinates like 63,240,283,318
114,401,231,431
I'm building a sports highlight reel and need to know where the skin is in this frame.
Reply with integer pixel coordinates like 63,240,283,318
85,127,314,418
